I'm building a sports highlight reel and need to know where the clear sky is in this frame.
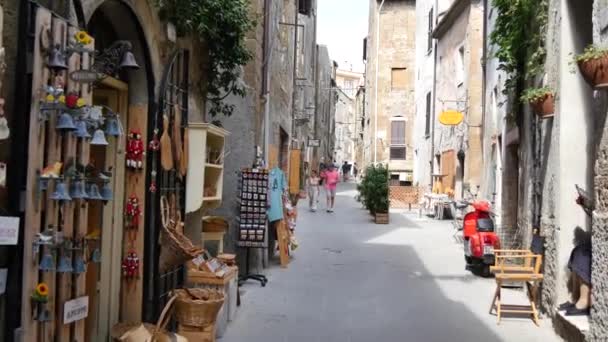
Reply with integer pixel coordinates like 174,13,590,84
317,0,369,73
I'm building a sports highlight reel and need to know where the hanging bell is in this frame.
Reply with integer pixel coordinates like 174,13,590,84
47,46,68,70
119,51,140,70
91,247,101,263
50,182,72,201
74,120,91,139
57,255,73,273
70,181,88,200
100,182,113,201
73,255,86,274
35,307,51,322
90,129,109,146
86,183,103,201
56,113,77,131
105,117,121,137
39,252,55,272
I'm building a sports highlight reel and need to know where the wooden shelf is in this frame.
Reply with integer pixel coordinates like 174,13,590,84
203,196,221,201
205,163,223,169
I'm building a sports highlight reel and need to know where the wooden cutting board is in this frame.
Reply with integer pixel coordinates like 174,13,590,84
160,115,173,171
173,104,182,166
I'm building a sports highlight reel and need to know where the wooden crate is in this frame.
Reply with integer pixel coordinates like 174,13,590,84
375,212,389,224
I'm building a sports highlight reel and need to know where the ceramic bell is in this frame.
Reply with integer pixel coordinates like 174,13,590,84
0,117,9,140
39,252,55,272
74,120,91,139
120,51,140,69
35,307,51,322
90,129,108,146
70,181,88,200
86,183,103,201
56,113,77,131
50,182,71,201
100,183,113,201
57,255,73,273
47,46,68,70
91,247,101,263
73,255,86,274
105,117,121,137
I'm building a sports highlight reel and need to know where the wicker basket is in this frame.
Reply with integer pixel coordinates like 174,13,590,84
202,216,228,233
159,224,204,273
111,296,186,341
174,288,225,327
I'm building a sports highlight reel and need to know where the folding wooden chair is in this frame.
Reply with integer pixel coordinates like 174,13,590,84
490,250,544,326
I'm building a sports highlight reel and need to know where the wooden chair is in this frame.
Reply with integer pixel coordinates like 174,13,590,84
490,250,544,326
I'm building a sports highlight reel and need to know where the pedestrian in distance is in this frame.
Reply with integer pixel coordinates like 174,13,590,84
353,163,358,180
307,170,321,212
342,161,350,182
324,164,340,212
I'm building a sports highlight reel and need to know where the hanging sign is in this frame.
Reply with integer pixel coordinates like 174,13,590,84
438,110,464,126
0,216,19,245
69,70,100,84
64,296,89,324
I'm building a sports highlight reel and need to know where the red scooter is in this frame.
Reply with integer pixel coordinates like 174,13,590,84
461,200,500,277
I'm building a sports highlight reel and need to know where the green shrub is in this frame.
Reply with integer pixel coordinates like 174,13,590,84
357,164,389,215
520,87,553,103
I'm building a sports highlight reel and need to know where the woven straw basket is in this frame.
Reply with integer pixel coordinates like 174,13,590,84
174,288,225,327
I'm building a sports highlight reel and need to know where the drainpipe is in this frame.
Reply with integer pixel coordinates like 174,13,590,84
374,0,386,164
262,0,272,166
430,0,438,188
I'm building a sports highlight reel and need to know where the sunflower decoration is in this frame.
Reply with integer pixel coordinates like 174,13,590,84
58,95,66,104
32,282,49,303
76,98,86,108
75,31,93,45
45,94,55,103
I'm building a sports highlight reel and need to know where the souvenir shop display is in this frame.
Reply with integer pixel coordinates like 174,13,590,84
236,168,269,247
126,130,145,169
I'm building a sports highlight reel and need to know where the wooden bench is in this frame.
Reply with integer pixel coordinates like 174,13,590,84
490,250,544,326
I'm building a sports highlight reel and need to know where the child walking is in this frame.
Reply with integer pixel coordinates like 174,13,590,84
307,170,320,212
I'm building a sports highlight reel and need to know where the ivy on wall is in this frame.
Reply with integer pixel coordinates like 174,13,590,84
155,0,256,117
490,0,549,120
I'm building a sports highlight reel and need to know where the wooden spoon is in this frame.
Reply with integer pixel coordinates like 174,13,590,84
160,115,173,171
179,128,189,177
173,104,183,166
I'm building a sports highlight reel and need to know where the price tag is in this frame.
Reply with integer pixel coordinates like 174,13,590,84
0,217,19,245
64,296,89,324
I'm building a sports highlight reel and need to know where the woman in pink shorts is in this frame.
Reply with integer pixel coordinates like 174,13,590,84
324,164,340,212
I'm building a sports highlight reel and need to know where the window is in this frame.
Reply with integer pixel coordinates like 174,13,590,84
298,0,311,15
427,8,434,52
425,92,431,136
391,68,409,90
390,119,406,160
455,45,465,86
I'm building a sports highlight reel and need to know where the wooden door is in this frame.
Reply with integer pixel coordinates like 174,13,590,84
441,150,456,192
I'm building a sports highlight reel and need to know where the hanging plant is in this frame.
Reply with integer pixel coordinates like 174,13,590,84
155,0,256,117
570,45,608,88
521,87,554,118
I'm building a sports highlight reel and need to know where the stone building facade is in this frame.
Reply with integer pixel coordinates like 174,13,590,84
334,88,356,166
365,0,416,183
313,45,337,170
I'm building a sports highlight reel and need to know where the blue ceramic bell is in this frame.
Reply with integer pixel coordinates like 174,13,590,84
39,252,55,272
90,129,108,146
100,183,113,201
57,255,73,273
73,255,86,274
50,182,72,201
56,113,77,131
70,181,88,200
91,247,101,263
86,183,103,201
74,120,91,139
105,117,121,137
35,307,51,322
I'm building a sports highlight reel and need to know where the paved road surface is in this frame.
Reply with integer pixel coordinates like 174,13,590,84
220,183,562,342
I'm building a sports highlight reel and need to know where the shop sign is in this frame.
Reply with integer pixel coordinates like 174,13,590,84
0,268,7,295
0,216,19,245
64,296,89,324
308,139,320,147
438,110,464,126
69,70,100,84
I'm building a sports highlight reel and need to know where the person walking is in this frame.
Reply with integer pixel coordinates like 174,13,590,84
324,164,340,212
307,170,320,212
342,161,350,182
353,163,358,180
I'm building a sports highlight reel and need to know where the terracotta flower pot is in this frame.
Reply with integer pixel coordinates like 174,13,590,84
578,54,608,89
530,93,555,119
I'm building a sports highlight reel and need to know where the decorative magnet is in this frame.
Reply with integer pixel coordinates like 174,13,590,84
149,170,157,193
125,195,141,230
148,129,160,151
126,130,145,169
122,249,139,280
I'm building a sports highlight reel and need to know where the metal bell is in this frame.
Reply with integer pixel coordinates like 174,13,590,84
70,181,88,200
35,307,51,322
91,247,101,263
39,252,55,272
57,255,73,273
50,182,71,201
100,182,113,201
90,129,108,146
105,117,121,137
47,46,68,70
56,113,77,131
119,51,140,70
73,255,86,274
86,183,103,201
74,120,91,139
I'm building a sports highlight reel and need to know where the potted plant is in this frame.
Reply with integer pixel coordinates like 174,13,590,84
520,87,555,118
357,165,390,223
572,45,608,88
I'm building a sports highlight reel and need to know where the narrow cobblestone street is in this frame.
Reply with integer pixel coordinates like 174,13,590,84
222,183,562,342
